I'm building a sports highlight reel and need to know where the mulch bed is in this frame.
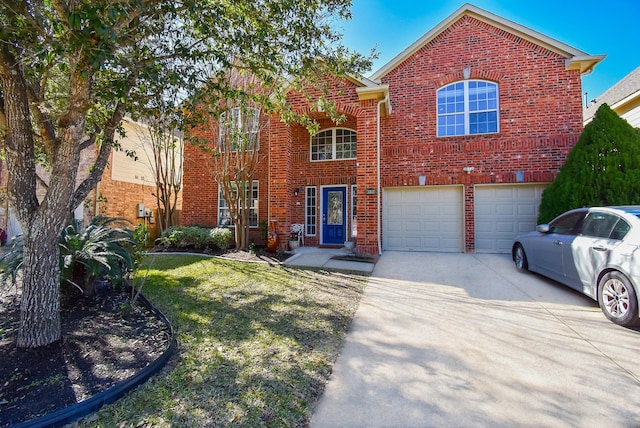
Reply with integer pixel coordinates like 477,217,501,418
0,287,170,427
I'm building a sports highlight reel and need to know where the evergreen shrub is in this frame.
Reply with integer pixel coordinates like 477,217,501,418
538,104,640,223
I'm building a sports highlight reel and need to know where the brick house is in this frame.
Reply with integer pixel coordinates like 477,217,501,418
182,3,604,255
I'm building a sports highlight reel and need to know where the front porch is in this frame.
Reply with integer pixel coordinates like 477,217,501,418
284,246,376,274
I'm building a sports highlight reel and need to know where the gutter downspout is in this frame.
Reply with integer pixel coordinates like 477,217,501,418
376,95,389,256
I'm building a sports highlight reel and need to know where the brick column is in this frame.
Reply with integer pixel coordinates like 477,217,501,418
355,99,380,256
268,114,292,250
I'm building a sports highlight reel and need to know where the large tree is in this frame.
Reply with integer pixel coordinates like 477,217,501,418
0,0,371,348
538,104,640,223
206,70,268,250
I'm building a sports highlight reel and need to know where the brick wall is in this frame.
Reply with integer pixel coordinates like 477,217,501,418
182,112,271,245
183,77,380,252
98,155,163,241
378,15,584,251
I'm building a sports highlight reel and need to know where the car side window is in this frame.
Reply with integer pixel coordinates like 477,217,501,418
581,212,620,238
610,219,631,240
549,211,586,235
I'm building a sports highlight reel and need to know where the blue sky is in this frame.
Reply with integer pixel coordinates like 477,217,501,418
338,0,639,104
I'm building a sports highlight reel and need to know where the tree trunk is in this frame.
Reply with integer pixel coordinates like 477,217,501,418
2,44,90,348
17,231,62,347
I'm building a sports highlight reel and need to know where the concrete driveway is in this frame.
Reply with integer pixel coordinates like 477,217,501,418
311,252,640,427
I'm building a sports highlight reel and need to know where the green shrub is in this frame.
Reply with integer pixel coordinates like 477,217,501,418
538,104,640,223
158,226,233,251
156,226,184,248
210,227,233,251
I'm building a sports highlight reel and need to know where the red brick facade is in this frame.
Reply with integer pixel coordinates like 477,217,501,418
98,162,163,241
181,5,602,255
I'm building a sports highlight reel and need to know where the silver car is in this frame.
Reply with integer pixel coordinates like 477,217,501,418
512,206,640,327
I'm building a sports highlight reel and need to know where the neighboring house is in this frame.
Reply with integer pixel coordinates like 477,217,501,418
182,3,604,255
98,117,184,240
0,117,181,242
583,66,640,127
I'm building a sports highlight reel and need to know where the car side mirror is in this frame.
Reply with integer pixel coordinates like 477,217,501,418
536,224,550,233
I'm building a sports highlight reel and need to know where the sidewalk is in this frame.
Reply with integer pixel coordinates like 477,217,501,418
283,246,376,275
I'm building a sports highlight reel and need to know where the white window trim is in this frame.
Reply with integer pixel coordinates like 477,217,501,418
436,80,499,137
310,127,357,162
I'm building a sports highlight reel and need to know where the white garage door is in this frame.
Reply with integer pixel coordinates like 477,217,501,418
475,184,546,253
383,186,463,252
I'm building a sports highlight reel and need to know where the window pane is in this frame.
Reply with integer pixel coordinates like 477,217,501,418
582,212,619,238
335,129,357,159
305,187,317,236
218,181,259,227
610,219,630,240
311,130,333,160
437,80,498,137
550,211,586,235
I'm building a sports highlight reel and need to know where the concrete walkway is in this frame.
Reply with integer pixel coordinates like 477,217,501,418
310,251,640,427
283,246,376,274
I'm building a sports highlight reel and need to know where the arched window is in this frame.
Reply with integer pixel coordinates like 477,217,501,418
310,128,357,161
437,80,498,137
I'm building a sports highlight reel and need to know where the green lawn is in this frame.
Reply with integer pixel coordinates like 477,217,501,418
84,255,367,427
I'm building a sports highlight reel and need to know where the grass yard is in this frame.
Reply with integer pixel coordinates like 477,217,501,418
82,254,367,427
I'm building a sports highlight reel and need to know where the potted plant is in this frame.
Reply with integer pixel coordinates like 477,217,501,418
289,231,300,250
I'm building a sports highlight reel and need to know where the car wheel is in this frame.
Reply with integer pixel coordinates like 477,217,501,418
598,271,640,327
514,243,528,272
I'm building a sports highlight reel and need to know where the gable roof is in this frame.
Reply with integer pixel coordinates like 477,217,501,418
583,66,640,123
370,3,605,81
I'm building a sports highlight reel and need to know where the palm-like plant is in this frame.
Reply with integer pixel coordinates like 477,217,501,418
0,216,136,297
0,234,24,290
59,216,136,295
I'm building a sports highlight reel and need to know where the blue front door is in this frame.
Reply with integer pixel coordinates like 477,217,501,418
322,187,346,245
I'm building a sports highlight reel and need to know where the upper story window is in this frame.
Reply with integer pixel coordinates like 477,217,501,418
218,181,259,227
437,80,499,137
310,128,357,161
219,107,260,151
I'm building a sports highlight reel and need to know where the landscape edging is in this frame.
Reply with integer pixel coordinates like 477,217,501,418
13,293,176,428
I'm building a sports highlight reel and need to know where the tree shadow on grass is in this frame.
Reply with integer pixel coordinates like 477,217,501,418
94,257,366,426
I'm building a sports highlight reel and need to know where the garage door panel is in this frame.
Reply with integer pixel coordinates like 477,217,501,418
405,222,422,232
495,222,515,233
475,184,546,254
495,204,515,216
518,204,537,216
384,186,463,252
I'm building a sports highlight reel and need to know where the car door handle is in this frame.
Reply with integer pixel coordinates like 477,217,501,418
591,246,608,252
554,241,563,246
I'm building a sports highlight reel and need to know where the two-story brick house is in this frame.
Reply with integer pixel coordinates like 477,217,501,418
182,3,604,255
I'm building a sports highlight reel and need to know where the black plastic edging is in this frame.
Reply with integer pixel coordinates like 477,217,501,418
14,293,177,428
